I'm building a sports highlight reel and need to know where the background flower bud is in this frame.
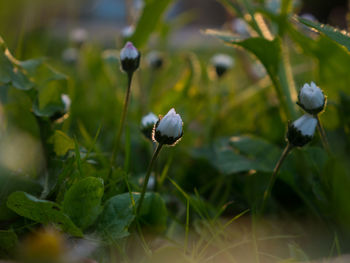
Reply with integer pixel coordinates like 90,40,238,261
297,82,326,115
146,51,164,70
287,114,317,147
120,41,140,73
141,112,158,140
153,108,183,146
211,54,234,78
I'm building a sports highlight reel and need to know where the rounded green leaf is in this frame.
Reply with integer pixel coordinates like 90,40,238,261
62,177,104,230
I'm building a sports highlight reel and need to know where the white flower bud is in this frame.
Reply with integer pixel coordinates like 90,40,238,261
50,94,71,122
120,41,140,73
297,82,325,114
61,94,71,113
146,51,164,70
300,13,317,22
62,48,78,64
232,18,249,36
287,114,317,147
211,54,234,77
153,108,183,146
69,28,88,47
121,25,135,38
141,112,158,140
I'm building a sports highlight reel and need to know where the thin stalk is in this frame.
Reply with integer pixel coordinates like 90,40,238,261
261,143,293,213
111,72,133,165
316,114,331,154
137,143,163,216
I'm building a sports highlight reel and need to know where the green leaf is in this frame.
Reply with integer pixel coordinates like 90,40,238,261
129,0,173,48
49,130,75,156
7,191,83,237
0,170,42,221
0,229,18,257
97,192,167,242
0,37,34,90
62,177,104,230
297,16,350,52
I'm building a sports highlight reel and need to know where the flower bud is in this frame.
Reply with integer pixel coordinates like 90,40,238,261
153,108,183,146
62,48,78,64
50,94,71,122
287,114,317,147
211,54,234,78
121,25,135,38
231,18,250,36
146,51,164,70
140,112,158,140
297,82,326,115
120,41,140,74
69,28,88,47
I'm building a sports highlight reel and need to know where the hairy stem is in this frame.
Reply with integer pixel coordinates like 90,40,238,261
316,114,331,154
111,72,133,165
137,143,163,216
261,143,293,213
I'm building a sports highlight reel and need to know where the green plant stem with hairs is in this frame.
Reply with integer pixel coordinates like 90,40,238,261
316,115,331,154
137,143,163,216
261,143,293,213
111,72,133,165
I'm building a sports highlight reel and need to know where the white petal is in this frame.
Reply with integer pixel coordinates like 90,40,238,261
120,42,139,60
293,114,317,136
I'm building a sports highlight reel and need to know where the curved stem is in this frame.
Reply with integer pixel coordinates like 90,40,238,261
137,143,163,216
261,143,293,213
111,72,133,165
316,114,331,154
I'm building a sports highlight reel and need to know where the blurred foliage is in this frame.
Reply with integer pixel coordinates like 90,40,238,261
1,0,350,262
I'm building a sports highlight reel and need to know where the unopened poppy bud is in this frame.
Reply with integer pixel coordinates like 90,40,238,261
297,82,326,115
153,108,183,146
141,112,158,140
120,41,140,74
146,51,164,70
211,54,234,77
287,114,317,147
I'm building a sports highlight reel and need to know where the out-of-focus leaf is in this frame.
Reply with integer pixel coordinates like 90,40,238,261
129,0,173,48
192,136,282,175
0,38,34,90
0,170,42,221
49,130,74,156
96,192,167,242
7,191,83,237
0,229,18,257
297,16,350,52
62,177,104,230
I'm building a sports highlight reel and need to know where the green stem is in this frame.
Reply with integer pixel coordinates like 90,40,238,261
137,143,163,216
316,114,331,154
261,143,293,213
111,72,133,165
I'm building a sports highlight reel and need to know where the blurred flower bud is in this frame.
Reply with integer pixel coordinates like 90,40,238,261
120,41,140,74
251,61,266,79
62,48,78,64
146,51,164,70
300,13,317,22
153,108,183,146
141,112,158,140
297,82,326,115
50,94,71,123
287,114,317,147
211,54,234,78
69,28,88,47
232,18,249,36
121,25,135,38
